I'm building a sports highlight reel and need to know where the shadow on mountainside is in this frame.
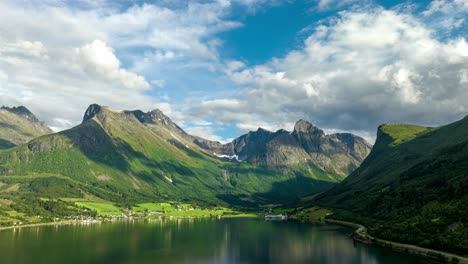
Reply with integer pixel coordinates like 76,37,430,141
217,176,336,207
61,120,201,186
0,138,16,149
60,119,131,172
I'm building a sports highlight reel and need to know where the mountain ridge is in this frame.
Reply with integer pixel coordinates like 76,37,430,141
81,104,372,178
0,103,371,208
0,105,52,149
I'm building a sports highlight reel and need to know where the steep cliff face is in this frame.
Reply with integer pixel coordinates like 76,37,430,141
0,106,52,149
291,120,372,175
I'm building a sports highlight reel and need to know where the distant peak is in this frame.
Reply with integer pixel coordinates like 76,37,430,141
1,105,39,122
130,108,170,124
83,104,102,122
147,108,168,120
149,108,164,115
293,119,323,135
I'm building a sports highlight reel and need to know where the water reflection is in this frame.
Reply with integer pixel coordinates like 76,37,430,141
0,218,438,264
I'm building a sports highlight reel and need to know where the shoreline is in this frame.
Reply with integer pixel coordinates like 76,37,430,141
325,219,468,264
0,214,259,232
0,220,78,231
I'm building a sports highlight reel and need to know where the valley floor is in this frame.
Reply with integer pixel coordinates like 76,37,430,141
0,200,260,231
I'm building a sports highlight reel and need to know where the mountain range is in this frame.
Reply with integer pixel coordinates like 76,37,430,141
0,104,371,207
0,104,467,255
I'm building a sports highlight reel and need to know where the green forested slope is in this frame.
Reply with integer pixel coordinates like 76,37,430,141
316,117,468,254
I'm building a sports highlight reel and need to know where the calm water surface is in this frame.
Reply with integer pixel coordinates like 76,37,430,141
0,218,438,264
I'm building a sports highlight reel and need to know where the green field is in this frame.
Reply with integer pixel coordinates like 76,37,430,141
132,203,175,212
379,124,433,146
133,202,256,218
158,209,231,217
136,203,219,217
75,202,122,216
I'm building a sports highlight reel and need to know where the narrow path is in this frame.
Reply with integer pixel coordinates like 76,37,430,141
326,219,468,264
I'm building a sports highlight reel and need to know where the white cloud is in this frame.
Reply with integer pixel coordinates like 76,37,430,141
0,0,248,130
76,40,150,90
423,0,468,32
424,0,468,15
190,7,468,141
315,0,364,11
0,40,48,58
151,79,166,88
184,125,226,143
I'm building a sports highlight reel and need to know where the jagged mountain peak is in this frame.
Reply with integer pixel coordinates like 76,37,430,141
83,104,175,125
293,119,324,135
136,108,172,125
83,104,104,122
1,105,39,122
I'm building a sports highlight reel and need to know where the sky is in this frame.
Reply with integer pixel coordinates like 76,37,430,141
0,0,467,143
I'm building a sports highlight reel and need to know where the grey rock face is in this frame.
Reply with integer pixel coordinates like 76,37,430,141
83,104,102,122
200,119,372,176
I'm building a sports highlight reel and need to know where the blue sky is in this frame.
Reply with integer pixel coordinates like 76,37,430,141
0,0,467,142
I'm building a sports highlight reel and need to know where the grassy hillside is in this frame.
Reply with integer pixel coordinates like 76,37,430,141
316,116,468,255
0,106,342,222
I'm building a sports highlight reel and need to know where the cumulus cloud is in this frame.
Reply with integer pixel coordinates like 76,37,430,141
0,38,153,131
0,0,249,130
75,40,150,90
190,6,468,142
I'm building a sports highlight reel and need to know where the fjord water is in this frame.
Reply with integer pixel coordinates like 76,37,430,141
0,218,436,264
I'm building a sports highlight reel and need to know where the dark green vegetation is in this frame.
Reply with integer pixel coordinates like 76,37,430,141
0,104,371,223
316,117,468,255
